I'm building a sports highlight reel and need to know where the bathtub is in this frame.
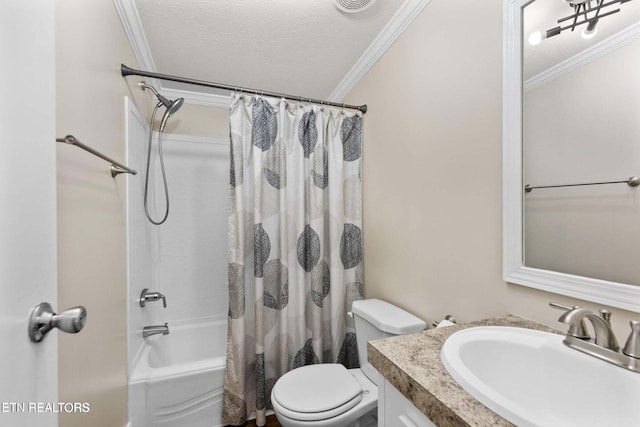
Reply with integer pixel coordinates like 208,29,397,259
129,318,228,427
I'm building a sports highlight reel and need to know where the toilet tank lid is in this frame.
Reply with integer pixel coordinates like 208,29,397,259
351,299,426,334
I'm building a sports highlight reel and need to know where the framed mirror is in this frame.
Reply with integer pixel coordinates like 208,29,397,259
503,0,640,312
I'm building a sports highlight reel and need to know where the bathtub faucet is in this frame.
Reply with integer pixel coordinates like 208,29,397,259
140,288,167,308
143,323,169,338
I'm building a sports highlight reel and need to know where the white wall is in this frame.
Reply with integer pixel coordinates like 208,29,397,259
126,99,154,371
152,134,229,324
126,117,230,373
524,38,640,286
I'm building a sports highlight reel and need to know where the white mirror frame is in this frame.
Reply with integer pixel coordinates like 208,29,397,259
503,0,640,313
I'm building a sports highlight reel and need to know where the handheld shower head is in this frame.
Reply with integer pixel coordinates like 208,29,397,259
166,97,184,116
139,82,184,132
159,97,184,132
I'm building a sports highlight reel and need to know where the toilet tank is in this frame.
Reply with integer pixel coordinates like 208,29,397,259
351,299,426,385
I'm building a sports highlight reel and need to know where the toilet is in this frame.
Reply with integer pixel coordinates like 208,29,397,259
271,299,426,427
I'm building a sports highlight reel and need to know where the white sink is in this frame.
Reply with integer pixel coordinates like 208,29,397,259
441,326,640,427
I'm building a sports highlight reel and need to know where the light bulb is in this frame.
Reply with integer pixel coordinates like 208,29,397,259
528,31,542,46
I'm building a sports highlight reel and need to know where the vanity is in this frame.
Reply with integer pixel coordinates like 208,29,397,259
370,312,640,427
369,315,552,427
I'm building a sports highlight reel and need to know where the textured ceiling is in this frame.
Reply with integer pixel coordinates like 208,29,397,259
523,0,640,80
135,0,405,100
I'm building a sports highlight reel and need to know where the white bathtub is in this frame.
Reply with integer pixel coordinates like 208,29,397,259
129,318,228,427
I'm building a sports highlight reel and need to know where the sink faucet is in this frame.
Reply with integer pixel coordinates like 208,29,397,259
550,302,640,373
143,323,169,338
558,307,619,351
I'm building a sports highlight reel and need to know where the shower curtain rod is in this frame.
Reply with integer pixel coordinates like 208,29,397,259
121,64,368,114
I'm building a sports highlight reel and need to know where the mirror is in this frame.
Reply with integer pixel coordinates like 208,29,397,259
503,0,640,312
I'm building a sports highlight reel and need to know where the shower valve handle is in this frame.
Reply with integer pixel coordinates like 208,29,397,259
140,288,167,308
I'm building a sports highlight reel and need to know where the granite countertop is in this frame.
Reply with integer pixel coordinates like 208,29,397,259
367,314,561,427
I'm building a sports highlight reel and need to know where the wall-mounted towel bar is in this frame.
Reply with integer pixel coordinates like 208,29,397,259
56,135,137,177
525,176,640,193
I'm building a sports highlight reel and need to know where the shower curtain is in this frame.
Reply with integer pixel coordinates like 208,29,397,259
223,94,363,426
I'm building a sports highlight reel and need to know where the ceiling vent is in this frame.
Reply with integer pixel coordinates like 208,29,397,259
335,0,377,13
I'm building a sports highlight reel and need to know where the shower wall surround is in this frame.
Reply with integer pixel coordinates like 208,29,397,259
125,98,229,371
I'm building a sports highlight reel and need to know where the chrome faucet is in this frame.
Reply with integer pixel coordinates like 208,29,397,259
143,323,169,338
551,302,640,373
140,288,167,308
558,307,619,351
624,320,640,359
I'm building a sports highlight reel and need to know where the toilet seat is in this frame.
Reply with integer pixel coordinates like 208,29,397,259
271,364,362,422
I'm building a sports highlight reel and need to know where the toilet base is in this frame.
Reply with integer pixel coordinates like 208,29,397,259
275,408,376,427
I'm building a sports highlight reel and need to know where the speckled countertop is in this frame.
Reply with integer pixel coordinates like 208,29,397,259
367,314,562,427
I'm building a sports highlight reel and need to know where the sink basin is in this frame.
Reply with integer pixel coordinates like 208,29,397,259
441,326,640,427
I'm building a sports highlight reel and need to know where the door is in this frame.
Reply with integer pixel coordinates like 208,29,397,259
0,2,58,426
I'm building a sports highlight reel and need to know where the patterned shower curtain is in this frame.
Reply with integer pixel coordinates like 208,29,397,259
222,94,364,426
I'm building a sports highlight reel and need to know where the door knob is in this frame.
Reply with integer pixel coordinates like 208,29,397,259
28,302,87,343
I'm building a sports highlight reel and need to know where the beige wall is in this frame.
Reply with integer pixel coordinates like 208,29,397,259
55,1,148,426
345,0,507,325
344,0,637,338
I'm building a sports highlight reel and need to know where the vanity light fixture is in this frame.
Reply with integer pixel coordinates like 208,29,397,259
581,18,599,38
528,30,543,45
533,0,632,44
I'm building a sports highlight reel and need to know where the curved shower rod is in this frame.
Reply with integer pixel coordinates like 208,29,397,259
121,64,368,114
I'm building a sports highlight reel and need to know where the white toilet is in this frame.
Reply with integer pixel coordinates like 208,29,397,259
271,299,426,427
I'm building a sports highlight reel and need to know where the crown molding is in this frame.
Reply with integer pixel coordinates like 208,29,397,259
113,0,161,89
115,0,429,107
328,0,431,102
525,21,640,92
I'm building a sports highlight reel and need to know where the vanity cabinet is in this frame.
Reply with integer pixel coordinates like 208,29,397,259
379,379,436,427
369,316,548,426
